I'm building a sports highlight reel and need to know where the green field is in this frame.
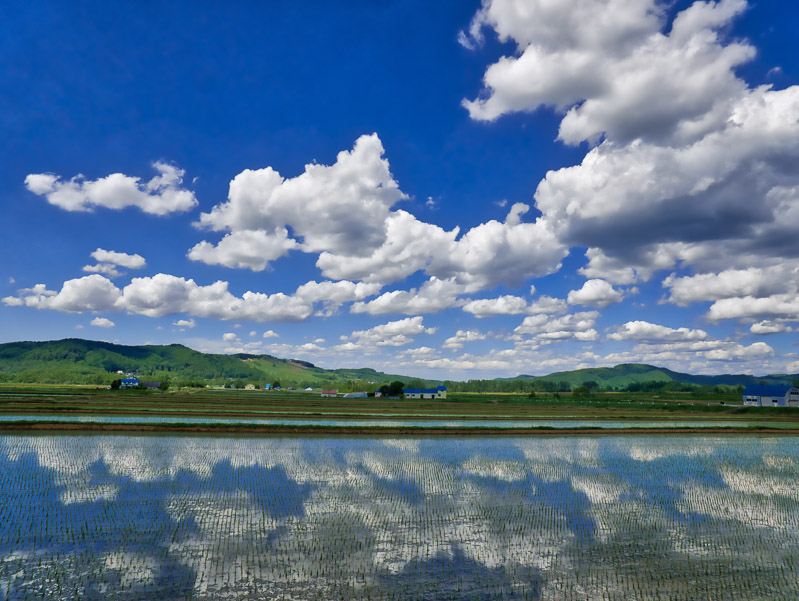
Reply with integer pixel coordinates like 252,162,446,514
1,384,797,423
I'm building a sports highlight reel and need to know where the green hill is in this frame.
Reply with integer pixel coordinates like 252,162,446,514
507,363,798,390
0,340,796,391
0,339,420,387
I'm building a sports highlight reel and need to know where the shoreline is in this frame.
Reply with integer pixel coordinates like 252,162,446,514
1,422,798,436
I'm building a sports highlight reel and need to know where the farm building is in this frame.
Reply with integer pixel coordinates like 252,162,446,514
321,390,337,397
405,386,447,400
742,385,799,407
141,381,162,390
342,392,368,399
120,377,139,389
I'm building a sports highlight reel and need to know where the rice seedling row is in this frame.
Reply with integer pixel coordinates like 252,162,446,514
0,434,797,600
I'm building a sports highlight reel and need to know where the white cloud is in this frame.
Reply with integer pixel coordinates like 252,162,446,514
707,294,799,322
462,294,567,317
461,0,799,295
567,279,623,308
325,202,565,293
192,137,565,294
442,329,488,350
117,275,231,318
222,333,238,342
578,248,641,285
350,277,465,315
513,311,599,342
4,274,388,323
462,295,529,317
25,162,197,215
187,229,299,271
223,341,267,354
82,250,147,278
90,317,115,328
3,273,318,323
316,210,459,284
173,319,196,328
534,85,799,279
2,275,121,313
463,0,751,146
295,280,382,316
608,320,708,343
90,249,146,269
262,330,279,339
401,354,514,373
432,203,565,290
749,321,793,335
195,134,405,257
340,316,436,349
663,265,798,305
117,275,315,322
82,264,123,278
601,342,778,373
398,346,439,358
528,295,569,315
705,341,774,361
296,342,323,352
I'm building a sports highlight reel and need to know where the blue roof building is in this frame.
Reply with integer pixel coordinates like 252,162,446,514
120,377,139,389
742,385,799,407
404,386,447,399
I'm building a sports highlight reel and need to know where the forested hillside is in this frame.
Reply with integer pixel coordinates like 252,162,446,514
0,339,417,387
0,339,795,391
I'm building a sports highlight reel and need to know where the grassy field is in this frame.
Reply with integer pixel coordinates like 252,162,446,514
1,384,797,423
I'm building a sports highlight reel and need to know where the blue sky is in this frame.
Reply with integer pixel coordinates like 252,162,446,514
2,0,799,379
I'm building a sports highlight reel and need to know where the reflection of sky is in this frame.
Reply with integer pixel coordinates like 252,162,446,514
3,414,799,428
0,435,798,600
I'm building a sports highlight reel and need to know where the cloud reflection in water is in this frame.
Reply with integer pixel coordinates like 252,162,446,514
0,434,797,600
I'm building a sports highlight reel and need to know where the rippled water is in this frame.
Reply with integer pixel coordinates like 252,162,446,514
0,414,796,428
1,434,798,600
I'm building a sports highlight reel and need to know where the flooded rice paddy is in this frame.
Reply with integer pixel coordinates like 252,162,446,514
0,434,797,600
0,414,797,429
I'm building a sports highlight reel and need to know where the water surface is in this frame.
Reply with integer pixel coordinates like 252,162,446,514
1,434,797,600
0,414,796,429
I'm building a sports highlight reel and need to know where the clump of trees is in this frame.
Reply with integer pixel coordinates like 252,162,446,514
377,381,405,397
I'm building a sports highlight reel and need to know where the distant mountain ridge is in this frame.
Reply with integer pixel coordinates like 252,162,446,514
0,339,796,389
0,338,420,387
503,363,798,389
